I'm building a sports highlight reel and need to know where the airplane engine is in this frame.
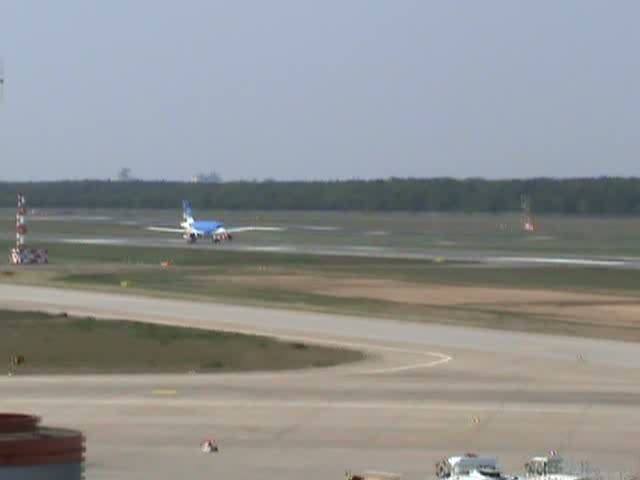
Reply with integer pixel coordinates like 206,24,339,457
186,233,197,244
213,230,231,243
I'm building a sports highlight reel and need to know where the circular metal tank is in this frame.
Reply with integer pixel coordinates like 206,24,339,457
0,413,85,479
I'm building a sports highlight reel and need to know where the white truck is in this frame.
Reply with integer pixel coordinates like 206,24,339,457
524,454,589,480
435,454,516,480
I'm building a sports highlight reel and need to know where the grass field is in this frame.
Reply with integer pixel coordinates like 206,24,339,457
3,209,640,344
48,264,640,342
2,237,639,293
0,309,363,374
55,261,640,294
2,246,638,343
3,238,640,342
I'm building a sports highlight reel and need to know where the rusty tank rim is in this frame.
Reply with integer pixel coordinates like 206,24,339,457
0,414,84,466
0,414,39,434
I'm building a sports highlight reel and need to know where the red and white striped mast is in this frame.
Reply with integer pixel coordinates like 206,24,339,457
16,193,27,250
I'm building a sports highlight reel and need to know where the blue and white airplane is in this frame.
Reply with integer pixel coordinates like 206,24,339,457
147,201,282,244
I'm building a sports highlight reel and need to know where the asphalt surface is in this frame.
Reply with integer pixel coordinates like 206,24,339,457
2,285,640,479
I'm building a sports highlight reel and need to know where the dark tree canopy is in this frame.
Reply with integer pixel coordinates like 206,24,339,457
1,177,640,214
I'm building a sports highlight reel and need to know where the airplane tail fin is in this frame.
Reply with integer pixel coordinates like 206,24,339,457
182,200,194,223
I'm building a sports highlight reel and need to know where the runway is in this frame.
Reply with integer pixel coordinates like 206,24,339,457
2,285,640,479
3,231,639,268
58,236,640,267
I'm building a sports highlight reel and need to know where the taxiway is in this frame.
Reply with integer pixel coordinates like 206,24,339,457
1,285,639,479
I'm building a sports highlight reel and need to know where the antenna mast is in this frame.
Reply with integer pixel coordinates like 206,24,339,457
520,194,536,233
0,59,4,103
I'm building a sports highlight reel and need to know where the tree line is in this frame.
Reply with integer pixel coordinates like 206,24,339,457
1,177,640,214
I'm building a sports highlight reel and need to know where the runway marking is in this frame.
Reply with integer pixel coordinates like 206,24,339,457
60,238,131,245
355,353,452,375
491,256,626,267
296,225,342,231
250,333,453,375
152,389,178,395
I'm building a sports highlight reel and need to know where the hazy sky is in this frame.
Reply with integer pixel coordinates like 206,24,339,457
0,1,638,181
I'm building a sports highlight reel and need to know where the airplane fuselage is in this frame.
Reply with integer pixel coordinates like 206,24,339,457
181,219,231,243
190,220,224,233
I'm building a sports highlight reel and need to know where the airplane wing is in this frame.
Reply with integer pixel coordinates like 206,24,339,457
225,226,285,233
146,226,185,233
